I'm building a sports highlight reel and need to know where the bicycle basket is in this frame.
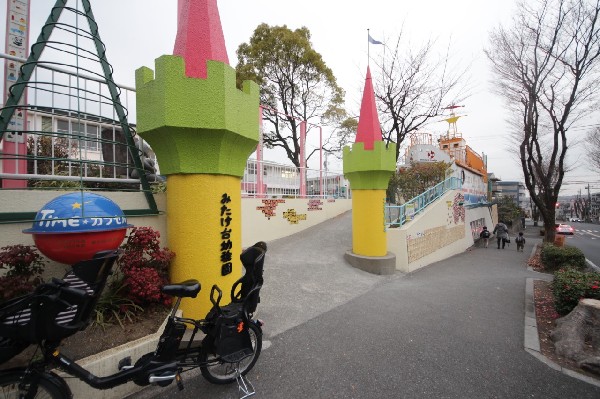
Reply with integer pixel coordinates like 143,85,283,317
0,250,118,344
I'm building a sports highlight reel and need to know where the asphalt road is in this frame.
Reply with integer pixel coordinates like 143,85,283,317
129,213,600,399
569,222,600,266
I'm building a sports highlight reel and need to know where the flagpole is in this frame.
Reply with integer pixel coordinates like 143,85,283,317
367,28,370,66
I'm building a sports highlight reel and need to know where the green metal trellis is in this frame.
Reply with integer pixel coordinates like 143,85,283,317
0,0,158,221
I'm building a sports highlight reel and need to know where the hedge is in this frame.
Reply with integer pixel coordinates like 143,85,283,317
551,267,600,315
540,243,587,272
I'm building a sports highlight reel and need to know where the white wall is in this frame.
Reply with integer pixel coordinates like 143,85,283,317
0,190,351,275
241,197,352,247
387,190,494,273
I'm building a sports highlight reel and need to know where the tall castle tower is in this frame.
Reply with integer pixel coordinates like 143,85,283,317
343,67,396,274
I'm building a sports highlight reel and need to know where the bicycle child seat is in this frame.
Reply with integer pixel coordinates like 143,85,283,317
0,250,118,359
201,242,266,364
230,241,266,315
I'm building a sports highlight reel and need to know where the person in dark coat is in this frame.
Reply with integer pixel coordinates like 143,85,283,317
479,226,491,248
493,221,509,249
515,232,526,252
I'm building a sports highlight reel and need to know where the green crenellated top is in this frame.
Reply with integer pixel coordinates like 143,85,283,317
135,55,260,177
343,141,397,190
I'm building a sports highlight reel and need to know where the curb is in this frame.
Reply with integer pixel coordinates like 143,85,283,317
587,258,600,272
524,277,600,388
56,313,173,399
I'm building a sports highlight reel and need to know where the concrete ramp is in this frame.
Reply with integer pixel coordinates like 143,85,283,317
258,210,389,338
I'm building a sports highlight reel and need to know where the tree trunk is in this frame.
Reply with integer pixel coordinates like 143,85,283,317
551,299,600,375
540,206,557,244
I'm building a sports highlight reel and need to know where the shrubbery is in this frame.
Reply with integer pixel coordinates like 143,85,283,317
551,267,600,315
540,243,586,272
0,245,46,302
117,226,175,307
95,226,175,327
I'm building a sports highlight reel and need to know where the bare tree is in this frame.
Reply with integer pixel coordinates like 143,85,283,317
486,0,600,243
373,31,471,162
586,127,600,169
323,117,358,160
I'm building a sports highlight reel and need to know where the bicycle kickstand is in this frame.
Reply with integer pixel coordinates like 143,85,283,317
234,363,255,399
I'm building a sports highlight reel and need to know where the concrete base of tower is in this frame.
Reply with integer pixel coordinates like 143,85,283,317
344,251,396,275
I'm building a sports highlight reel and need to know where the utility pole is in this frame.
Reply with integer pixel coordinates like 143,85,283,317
587,184,592,222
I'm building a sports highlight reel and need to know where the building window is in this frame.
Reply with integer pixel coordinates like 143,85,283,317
282,170,296,179
56,119,100,151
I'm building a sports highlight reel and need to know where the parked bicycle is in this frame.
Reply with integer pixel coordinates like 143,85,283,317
0,241,267,399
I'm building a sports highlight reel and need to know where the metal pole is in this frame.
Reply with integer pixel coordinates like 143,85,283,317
299,121,306,198
257,106,264,198
367,29,370,66
319,126,323,197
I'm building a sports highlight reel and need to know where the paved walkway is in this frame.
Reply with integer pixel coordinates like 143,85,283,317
130,212,600,399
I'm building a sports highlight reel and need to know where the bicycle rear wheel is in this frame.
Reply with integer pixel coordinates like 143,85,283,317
0,369,66,399
199,321,262,384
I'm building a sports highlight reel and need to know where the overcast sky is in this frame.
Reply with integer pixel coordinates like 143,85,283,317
2,0,598,196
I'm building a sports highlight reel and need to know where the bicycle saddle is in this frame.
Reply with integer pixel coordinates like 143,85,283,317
161,280,200,298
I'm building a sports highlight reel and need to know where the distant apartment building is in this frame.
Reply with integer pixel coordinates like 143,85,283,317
494,181,529,212
592,193,600,221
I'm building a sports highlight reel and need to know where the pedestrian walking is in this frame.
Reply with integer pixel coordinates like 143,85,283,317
479,226,491,248
493,221,509,249
515,232,526,252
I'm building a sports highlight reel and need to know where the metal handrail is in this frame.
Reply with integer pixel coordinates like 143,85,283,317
385,177,462,228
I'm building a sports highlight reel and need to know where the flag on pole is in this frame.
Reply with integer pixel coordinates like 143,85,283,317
368,34,382,45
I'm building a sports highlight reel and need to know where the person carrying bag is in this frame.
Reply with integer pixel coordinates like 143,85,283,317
492,221,509,249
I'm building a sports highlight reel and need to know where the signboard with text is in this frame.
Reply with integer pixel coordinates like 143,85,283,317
3,0,30,188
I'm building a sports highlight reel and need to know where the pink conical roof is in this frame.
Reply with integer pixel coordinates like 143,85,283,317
355,66,382,150
173,0,229,79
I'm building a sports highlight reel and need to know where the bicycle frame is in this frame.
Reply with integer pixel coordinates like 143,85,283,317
1,241,267,398
7,290,260,397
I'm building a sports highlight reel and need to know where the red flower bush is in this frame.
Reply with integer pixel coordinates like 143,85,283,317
551,267,600,315
117,227,174,307
122,267,172,307
0,244,45,278
0,245,46,302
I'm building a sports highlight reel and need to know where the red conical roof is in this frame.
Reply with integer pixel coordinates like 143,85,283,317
355,66,382,150
173,0,229,79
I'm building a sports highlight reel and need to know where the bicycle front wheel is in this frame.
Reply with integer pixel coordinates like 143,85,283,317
0,369,66,399
199,321,262,384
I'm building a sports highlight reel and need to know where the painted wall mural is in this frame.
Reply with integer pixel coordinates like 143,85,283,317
406,225,465,263
449,193,465,224
469,217,486,241
283,209,307,224
256,199,285,219
307,199,323,211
